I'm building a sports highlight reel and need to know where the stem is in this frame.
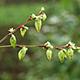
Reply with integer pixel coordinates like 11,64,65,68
0,44,39,48
53,44,70,50
0,18,32,43
0,43,71,50
0,12,44,43
0,33,10,43
0,45,12,48
11,17,32,34
0,44,45,48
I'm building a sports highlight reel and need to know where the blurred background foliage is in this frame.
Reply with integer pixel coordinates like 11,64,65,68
0,0,80,80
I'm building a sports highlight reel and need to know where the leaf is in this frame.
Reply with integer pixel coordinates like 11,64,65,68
18,47,28,60
46,49,52,60
10,34,16,48
35,19,42,32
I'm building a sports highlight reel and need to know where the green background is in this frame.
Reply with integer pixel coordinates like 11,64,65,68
0,0,80,80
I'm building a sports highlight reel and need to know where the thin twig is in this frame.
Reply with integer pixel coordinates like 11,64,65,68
0,12,44,43
0,43,71,50
0,33,10,43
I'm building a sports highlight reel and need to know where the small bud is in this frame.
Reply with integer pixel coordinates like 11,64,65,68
41,7,45,11
45,41,53,49
43,14,47,21
76,47,80,53
35,19,42,32
46,49,52,60
8,28,15,32
32,14,36,18
22,25,29,30
42,47,47,50
18,47,28,60
38,16,41,19
10,34,16,48
35,16,41,20
58,50,64,63
68,41,76,49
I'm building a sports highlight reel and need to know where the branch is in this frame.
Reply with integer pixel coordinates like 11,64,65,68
0,7,78,62
0,12,44,43
0,33,10,43
0,44,46,48
0,43,73,50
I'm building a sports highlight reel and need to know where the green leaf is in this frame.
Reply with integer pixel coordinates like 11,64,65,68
35,19,42,32
58,50,64,63
18,47,28,60
10,34,16,48
46,49,52,60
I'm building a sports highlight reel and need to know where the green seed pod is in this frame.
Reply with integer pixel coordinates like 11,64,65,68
62,49,68,58
35,19,42,32
58,50,64,63
20,25,28,37
18,47,28,60
20,28,26,37
46,49,52,60
43,13,47,21
67,48,74,60
10,34,16,48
